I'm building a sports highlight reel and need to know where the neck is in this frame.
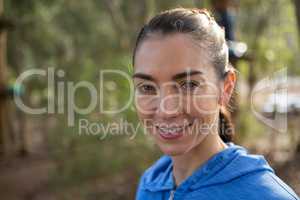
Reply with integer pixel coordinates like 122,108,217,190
172,134,227,186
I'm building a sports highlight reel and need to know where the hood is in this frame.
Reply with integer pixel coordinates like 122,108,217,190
140,143,274,192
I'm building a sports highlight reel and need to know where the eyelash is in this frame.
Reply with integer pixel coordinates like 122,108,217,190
179,80,200,91
136,84,157,95
136,80,202,95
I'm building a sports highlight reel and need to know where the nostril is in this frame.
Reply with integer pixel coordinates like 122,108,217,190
156,98,183,118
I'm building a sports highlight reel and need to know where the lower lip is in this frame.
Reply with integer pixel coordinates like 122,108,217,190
157,124,192,140
158,131,184,140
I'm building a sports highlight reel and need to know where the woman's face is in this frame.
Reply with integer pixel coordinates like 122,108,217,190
133,33,222,156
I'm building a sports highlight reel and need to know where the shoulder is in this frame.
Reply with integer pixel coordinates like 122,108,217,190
226,145,299,200
189,144,299,200
230,170,299,200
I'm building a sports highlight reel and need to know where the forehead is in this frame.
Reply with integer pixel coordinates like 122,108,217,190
134,33,215,80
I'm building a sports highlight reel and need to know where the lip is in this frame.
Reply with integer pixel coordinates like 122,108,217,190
155,122,193,141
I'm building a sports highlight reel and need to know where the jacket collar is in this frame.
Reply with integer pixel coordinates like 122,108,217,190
142,156,174,192
142,143,268,192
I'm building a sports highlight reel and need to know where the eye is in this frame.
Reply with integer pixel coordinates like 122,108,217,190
136,84,157,95
180,80,200,92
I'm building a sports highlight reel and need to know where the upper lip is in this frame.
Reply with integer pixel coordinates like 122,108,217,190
154,122,193,129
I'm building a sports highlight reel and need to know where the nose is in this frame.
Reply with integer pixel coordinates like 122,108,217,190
156,87,182,119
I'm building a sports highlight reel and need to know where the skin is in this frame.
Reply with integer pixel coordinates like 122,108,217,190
133,33,236,186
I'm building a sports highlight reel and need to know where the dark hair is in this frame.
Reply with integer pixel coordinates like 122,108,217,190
132,8,235,142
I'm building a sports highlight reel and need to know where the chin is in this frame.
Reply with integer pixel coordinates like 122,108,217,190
158,144,188,156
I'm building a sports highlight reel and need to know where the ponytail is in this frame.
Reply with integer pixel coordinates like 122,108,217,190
219,106,234,142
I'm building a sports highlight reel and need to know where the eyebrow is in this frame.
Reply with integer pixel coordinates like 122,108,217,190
172,70,203,80
132,73,156,81
132,70,203,81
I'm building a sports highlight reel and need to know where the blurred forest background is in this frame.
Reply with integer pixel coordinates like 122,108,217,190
0,0,300,199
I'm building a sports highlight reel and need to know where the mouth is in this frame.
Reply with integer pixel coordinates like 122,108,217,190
155,121,194,140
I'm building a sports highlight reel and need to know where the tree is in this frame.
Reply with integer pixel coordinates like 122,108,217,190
294,0,300,43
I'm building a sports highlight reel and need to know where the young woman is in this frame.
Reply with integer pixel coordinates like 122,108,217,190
132,8,299,200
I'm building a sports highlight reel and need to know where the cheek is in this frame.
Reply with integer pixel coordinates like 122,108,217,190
182,93,219,136
182,93,219,116
135,95,158,135
189,82,220,114
194,97,219,114
135,94,159,117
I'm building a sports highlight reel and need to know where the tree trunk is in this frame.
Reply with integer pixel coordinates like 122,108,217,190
0,0,10,156
294,0,300,40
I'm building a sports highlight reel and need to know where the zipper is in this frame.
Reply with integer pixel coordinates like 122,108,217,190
168,190,175,200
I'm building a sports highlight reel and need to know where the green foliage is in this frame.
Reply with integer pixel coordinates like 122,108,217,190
236,105,266,143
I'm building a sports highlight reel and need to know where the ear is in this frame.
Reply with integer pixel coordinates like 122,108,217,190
219,70,236,106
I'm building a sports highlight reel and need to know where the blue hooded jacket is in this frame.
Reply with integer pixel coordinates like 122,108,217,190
136,143,299,200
